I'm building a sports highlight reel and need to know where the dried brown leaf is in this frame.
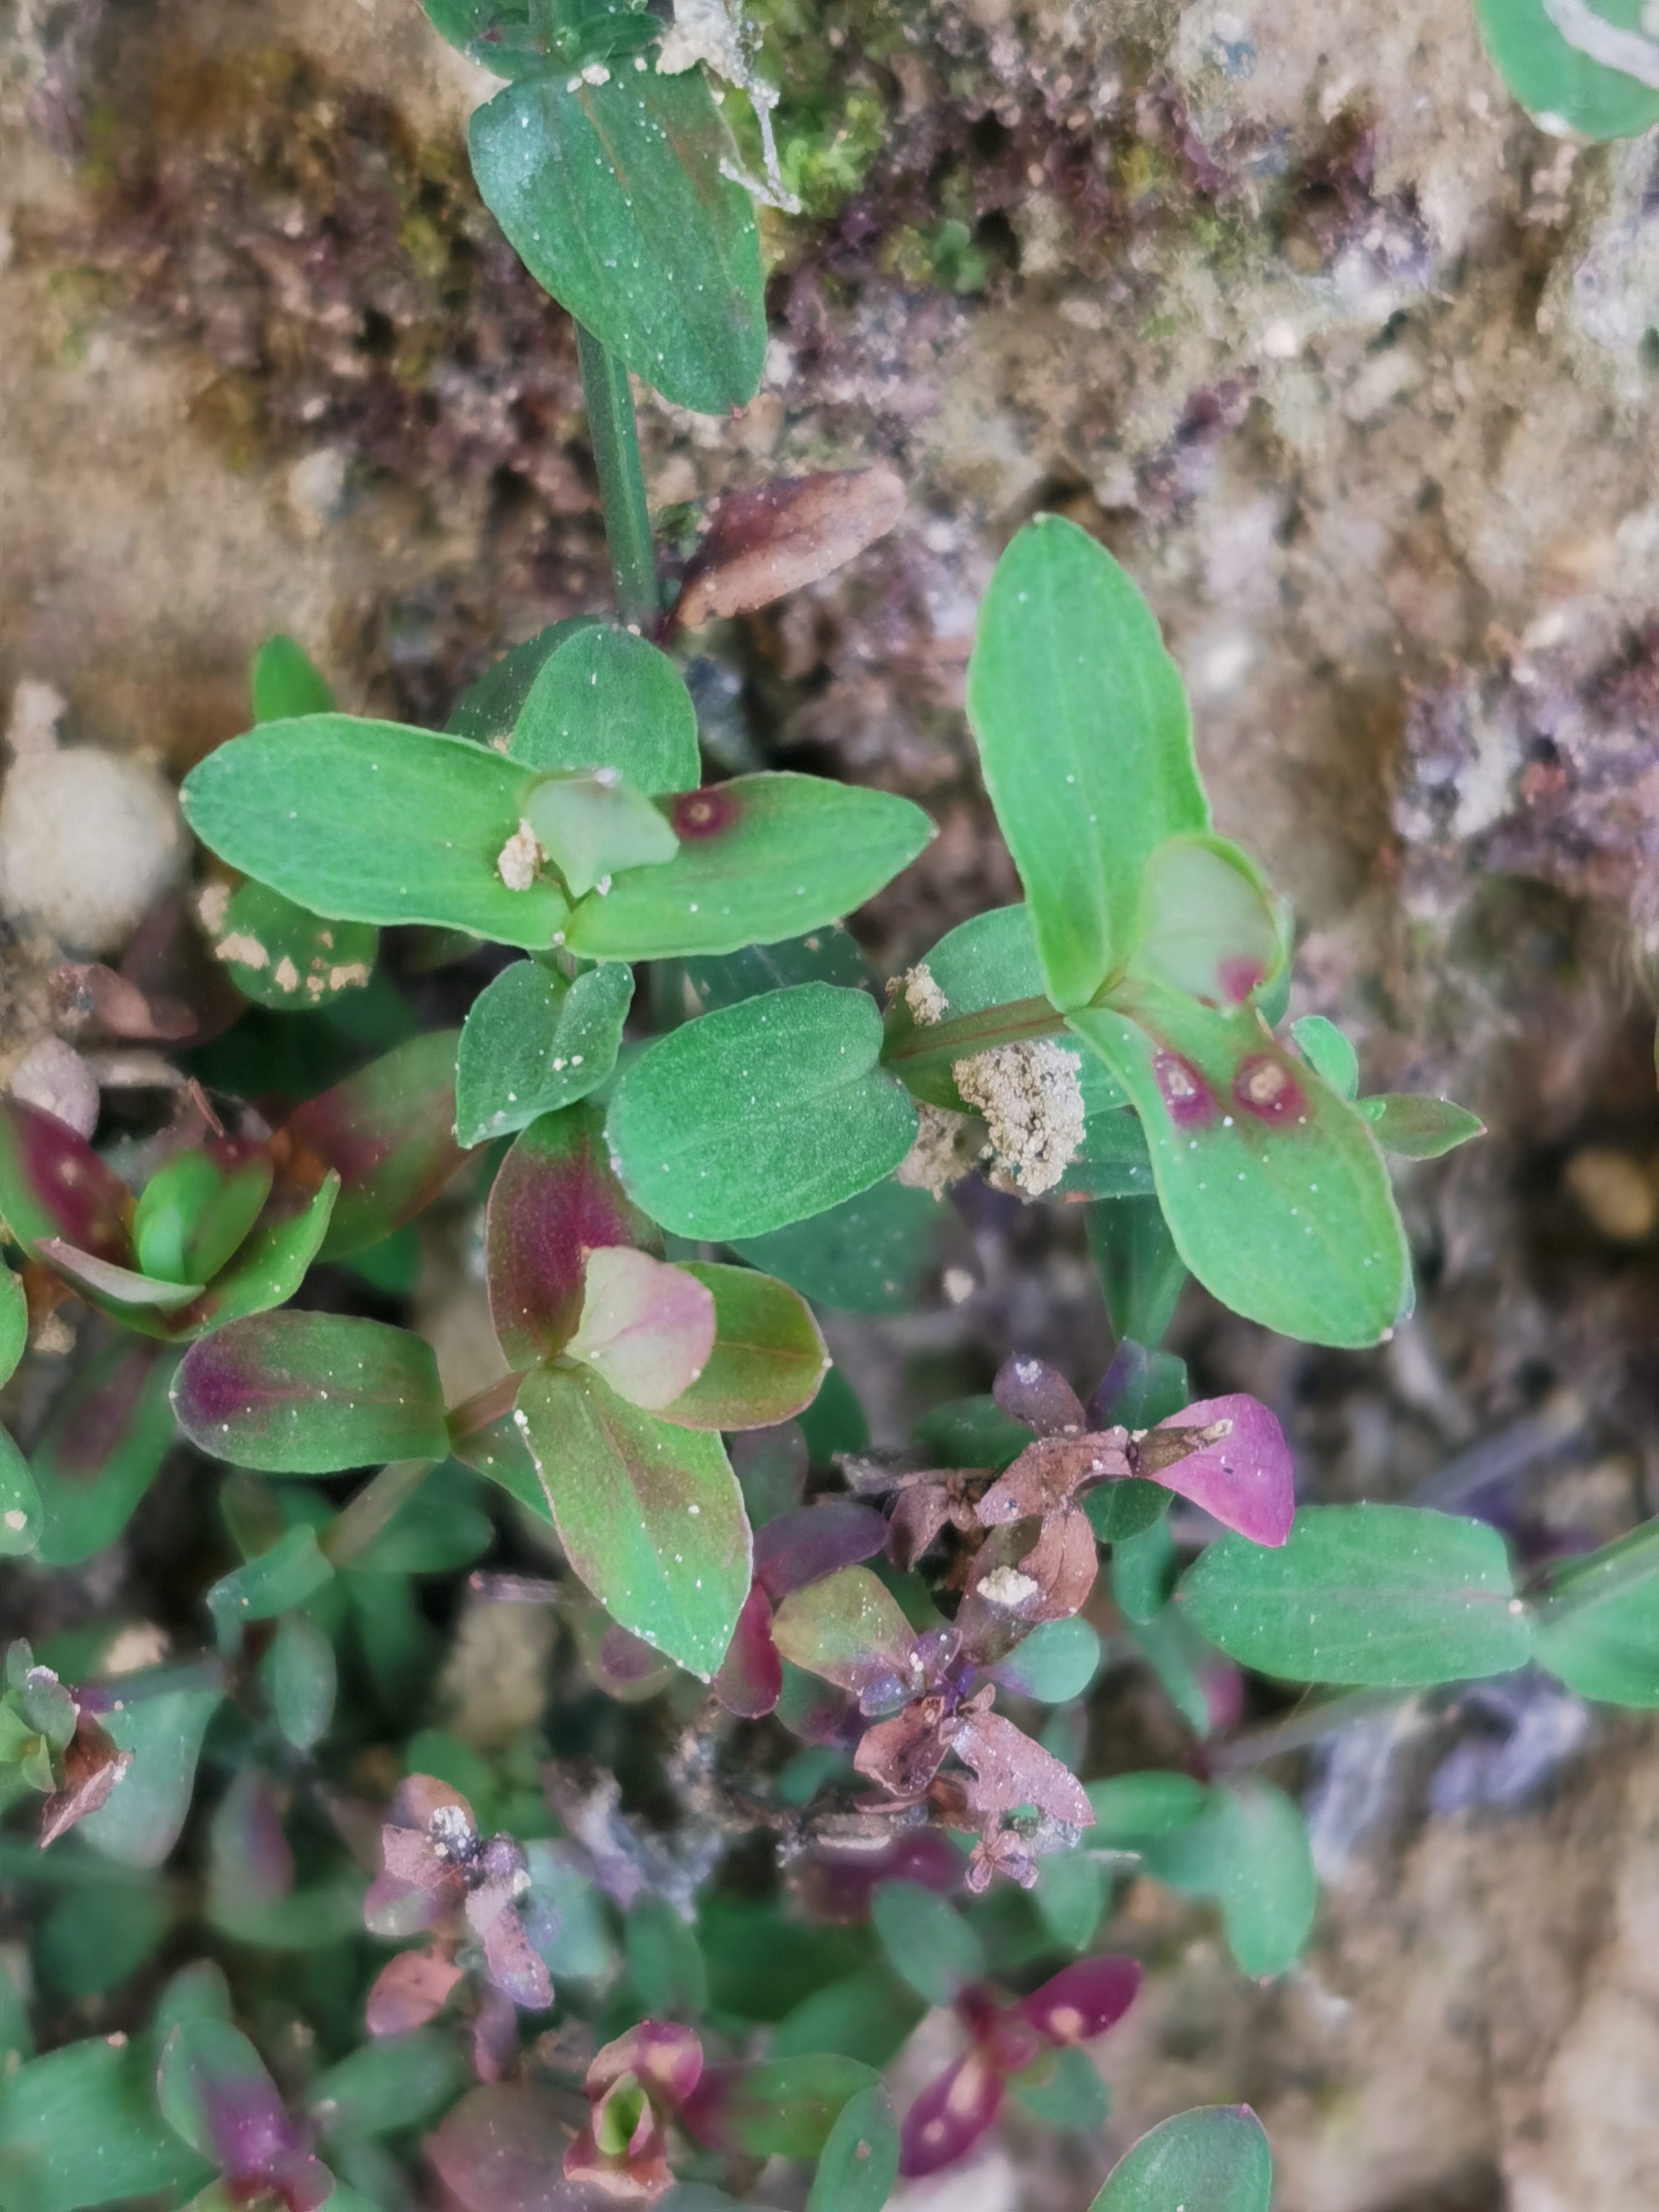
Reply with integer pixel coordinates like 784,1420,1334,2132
674,468,907,629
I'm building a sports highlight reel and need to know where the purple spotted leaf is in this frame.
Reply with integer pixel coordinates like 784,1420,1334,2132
565,1248,717,1412
279,1030,472,1261
32,1336,181,1567
0,1098,131,1261
1134,1393,1295,1546
900,2051,1004,2179
485,1104,657,1369
992,1353,1084,1438
1131,834,1284,1008
1070,979,1410,1349
712,1580,783,1719
771,1566,919,1715
1021,1954,1142,2047
753,1499,891,1601
172,1312,449,1472
157,2017,332,2211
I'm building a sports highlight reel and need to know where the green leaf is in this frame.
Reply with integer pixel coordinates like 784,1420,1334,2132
1011,2045,1110,2131
0,1263,25,1389
771,1967,925,2070
32,1340,180,1567
1179,1504,1531,1687
1113,1515,1176,1627
1087,1194,1188,1349
523,769,680,899
806,2084,899,2212
35,1882,173,2001
668,923,871,1016
659,1262,828,1429
446,618,602,744
516,1363,749,1677
346,1466,493,1574
250,634,333,721
1532,1523,1659,1706
207,1525,335,1652
1033,1850,1106,1952
1357,1093,1486,1159
457,959,633,1147
76,1666,225,1868
990,1617,1101,1703
731,1179,944,1315
625,1893,708,2015
171,1313,449,1473
511,624,700,793
0,2037,212,2212
204,879,378,1012
770,1566,916,1700
132,1150,273,1289
0,1429,42,1558
308,2030,464,2141
260,1611,338,1749
181,719,570,947
1133,834,1284,1007
1290,1014,1358,1101
1090,2105,1272,2212
965,515,1206,1009
608,984,918,1239
468,65,765,415
565,775,933,962
181,1173,340,1334
685,2056,880,2161
1139,1780,1316,1977
288,1030,471,1262
1474,0,1659,138
871,1882,984,2007
1071,982,1411,1349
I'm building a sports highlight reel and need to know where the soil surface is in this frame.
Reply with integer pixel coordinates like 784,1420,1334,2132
4,0,1659,2204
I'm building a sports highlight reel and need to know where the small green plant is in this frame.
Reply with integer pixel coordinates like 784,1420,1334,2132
3,3,1657,2208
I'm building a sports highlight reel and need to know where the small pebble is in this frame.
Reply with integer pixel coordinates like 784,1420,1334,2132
8,1037,99,1137
0,740,187,954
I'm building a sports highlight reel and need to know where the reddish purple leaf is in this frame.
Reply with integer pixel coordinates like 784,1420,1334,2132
476,1894,554,2013
599,1622,673,1686
38,1237,203,1310
565,1249,716,1412
210,1769,295,1911
280,1030,472,1261
472,1983,523,2085
1139,1392,1295,1546
976,1432,1130,1528
172,1312,449,1471
429,2083,605,2212
753,1499,890,1601
992,1354,1084,1438
38,1714,130,1849
712,1580,782,1718
1021,1954,1142,2047
951,1708,1094,1828
773,1661,862,1751
794,1827,963,1921
366,1945,464,2036
899,2052,1004,2179
853,1700,953,1800
673,467,907,631
485,1105,656,1368
588,2021,704,2110
0,1098,131,1262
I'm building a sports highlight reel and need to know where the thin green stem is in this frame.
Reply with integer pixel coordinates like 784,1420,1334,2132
576,323,659,632
1529,1517,1659,1630
323,1459,434,1568
882,994,1070,1085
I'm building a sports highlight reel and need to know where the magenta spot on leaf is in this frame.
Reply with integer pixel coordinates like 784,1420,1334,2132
1217,956,1266,1005
1152,1050,1215,1128
1233,1053,1305,1122
671,786,740,840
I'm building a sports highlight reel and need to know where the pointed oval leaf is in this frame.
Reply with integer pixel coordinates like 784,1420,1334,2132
517,1364,749,1678
899,2051,1004,2179
871,1882,983,2008
33,1339,181,1566
511,625,700,794
566,1248,717,1410
0,1262,25,1389
284,1031,472,1261
1071,983,1410,1349
260,1612,338,1751
1474,0,1659,141
676,468,907,629
770,1566,917,1706
1090,2105,1272,2212
1021,1952,1141,2043
468,67,765,416
0,1098,131,1264
1289,1014,1359,1101
485,1104,656,1367
1179,1503,1530,1687
251,635,333,722
682,2055,880,2160
607,984,919,1241
806,2083,900,2212
523,769,680,899
1138,1780,1316,1976
183,1173,340,1335
713,1578,783,1718
752,1498,889,1601
1133,834,1282,1007
1358,1092,1486,1159
1143,1394,1295,1547
207,879,378,1013
0,1427,41,1557
132,1148,274,1289
172,1314,449,1472
731,1178,945,1316
77,1666,225,1868
564,776,934,962
37,1238,204,1312
657,1263,828,1430
965,516,1207,1009
446,618,602,745
207,1526,335,1651
181,719,571,947
456,958,634,1147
